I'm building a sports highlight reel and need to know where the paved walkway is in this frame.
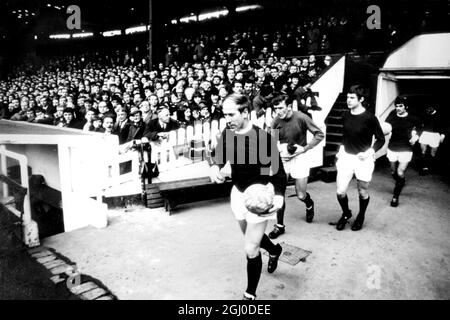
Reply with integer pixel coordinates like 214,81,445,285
41,165,450,300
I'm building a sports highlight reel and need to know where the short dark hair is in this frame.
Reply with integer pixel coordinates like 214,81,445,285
271,94,291,106
395,95,408,107
63,107,74,114
348,84,367,100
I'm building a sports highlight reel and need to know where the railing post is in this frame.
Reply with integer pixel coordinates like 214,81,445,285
0,146,40,247
18,153,40,247
0,145,8,198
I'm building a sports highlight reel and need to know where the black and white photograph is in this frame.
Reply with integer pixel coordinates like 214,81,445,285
0,0,449,306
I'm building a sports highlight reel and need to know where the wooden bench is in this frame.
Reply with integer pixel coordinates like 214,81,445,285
151,177,232,215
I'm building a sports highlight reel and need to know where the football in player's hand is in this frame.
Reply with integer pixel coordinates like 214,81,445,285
244,183,275,216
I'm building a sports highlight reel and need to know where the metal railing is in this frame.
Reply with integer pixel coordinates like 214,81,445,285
0,145,40,247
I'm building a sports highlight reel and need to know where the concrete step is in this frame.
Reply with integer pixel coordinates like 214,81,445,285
323,150,338,167
324,141,341,151
319,166,337,183
326,132,343,143
324,150,338,158
327,123,343,129
327,116,342,125
326,132,343,137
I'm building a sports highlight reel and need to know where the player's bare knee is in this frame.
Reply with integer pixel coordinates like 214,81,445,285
336,191,347,199
358,189,369,199
296,191,306,200
245,242,260,258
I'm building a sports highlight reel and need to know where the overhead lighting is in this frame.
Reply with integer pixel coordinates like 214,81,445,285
102,30,122,37
236,4,263,12
198,9,229,21
125,25,147,35
47,4,51,7
73,32,94,38
34,35,38,40
180,15,197,23
49,34,71,39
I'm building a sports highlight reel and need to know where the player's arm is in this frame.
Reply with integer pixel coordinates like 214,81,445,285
357,117,385,160
371,118,386,153
303,115,325,152
267,132,287,213
208,129,227,183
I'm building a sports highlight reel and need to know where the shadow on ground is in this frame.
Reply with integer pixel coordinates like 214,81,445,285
0,205,79,300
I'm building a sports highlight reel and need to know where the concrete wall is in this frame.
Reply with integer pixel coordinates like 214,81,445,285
375,72,398,120
383,33,450,70
6,144,60,190
309,55,346,167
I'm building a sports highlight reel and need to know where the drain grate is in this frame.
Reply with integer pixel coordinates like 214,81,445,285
263,242,312,266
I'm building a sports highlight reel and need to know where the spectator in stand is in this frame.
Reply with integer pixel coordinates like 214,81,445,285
243,79,256,102
33,107,54,125
101,113,117,135
147,106,180,142
83,109,98,131
319,34,331,53
177,103,193,127
53,105,65,126
61,107,84,129
140,100,153,124
323,55,332,68
307,21,321,54
91,115,103,132
199,101,212,124
252,84,274,118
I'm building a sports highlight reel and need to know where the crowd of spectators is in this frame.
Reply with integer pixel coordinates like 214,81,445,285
0,25,335,148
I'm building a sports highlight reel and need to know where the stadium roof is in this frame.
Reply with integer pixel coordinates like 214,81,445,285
0,0,267,35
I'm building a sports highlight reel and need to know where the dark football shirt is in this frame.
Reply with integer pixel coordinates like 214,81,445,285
385,110,420,152
211,125,287,196
342,110,385,155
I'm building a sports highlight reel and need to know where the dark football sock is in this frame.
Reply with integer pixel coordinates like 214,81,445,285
393,177,405,198
276,202,285,226
337,194,351,215
260,234,277,255
358,196,370,218
300,192,314,208
391,171,399,182
246,253,262,297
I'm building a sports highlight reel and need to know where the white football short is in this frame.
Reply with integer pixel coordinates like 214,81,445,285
336,147,375,182
230,186,276,224
281,151,311,179
419,131,440,148
387,149,413,163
